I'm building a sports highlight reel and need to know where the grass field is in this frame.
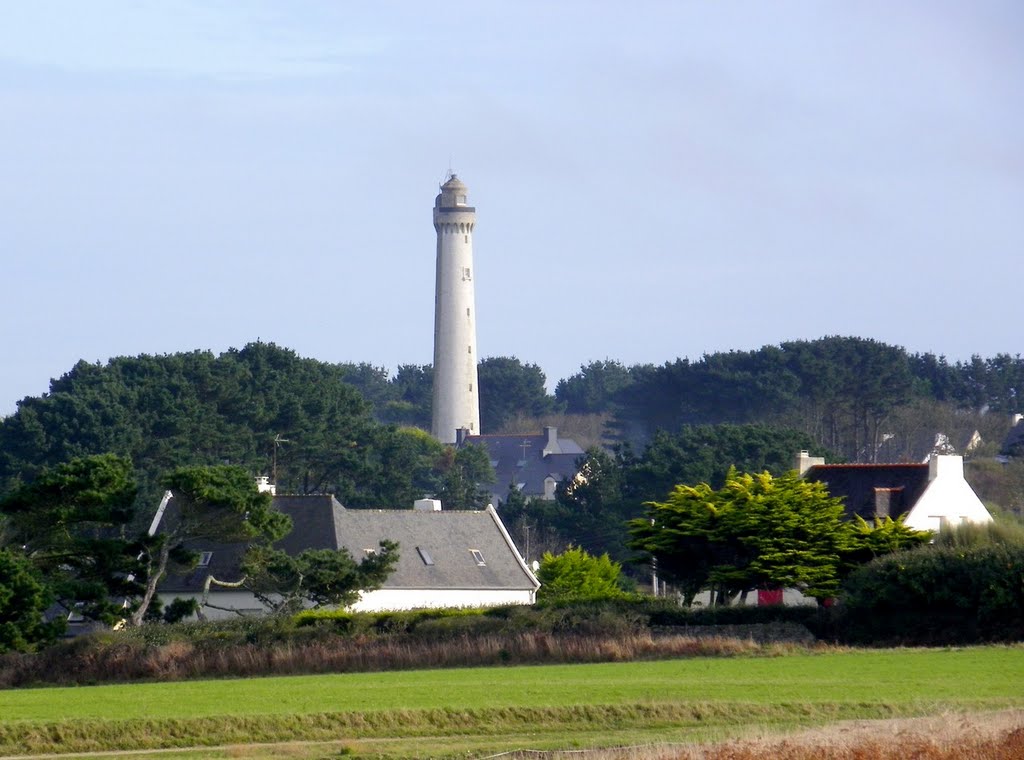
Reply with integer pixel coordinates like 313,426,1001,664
1,646,1022,758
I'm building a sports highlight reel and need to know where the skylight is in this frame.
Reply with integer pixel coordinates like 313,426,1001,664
417,546,434,566
470,549,486,566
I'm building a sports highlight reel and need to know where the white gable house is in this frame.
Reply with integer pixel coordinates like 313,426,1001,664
158,495,540,619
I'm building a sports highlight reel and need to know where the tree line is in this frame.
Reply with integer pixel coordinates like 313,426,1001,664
0,342,495,516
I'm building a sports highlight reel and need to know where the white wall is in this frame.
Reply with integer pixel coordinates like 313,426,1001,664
350,587,535,613
904,455,993,533
159,587,536,620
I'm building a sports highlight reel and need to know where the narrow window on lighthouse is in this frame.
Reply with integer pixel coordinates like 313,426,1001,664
466,308,471,316
467,345,472,354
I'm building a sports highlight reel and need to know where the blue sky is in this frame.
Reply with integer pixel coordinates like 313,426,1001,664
2,2,1022,414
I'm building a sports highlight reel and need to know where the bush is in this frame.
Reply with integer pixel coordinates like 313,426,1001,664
536,547,632,603
838,542,1024,645
0,549,62,653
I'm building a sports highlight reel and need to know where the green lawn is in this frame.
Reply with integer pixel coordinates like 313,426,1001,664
1,647,1022,757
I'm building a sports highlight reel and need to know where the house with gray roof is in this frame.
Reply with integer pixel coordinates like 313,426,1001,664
158,495,540,618
459,426,585,506
1001,414,1024,458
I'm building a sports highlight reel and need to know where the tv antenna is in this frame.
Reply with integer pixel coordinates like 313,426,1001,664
272,434,291,485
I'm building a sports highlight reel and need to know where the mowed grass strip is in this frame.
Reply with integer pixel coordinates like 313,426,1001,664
0,648,1021,755
0,703,993,757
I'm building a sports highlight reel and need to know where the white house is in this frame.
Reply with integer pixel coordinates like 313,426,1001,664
158,495,540,619
797,451,993,532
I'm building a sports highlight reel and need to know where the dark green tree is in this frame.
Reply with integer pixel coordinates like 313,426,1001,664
478,356,555,432
555,360,633,415
242,540,398,613
363,426,446,508
624,424,819,498
550,448,635,560
381,364,432,428
0,454,143,623
132,465,291,625
0,549,62,652
435,443,495,510
0,343,383,508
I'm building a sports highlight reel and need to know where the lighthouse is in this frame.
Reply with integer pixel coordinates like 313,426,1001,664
431,174,481,443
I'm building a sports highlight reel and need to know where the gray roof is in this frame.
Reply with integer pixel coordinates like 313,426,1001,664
161,495,539,594
463,427,585,502
1002,419,1024,456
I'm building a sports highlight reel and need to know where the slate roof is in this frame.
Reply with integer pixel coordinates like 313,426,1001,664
803,464,931,521
1002,418,1024,456
160,495,538,594
463,427,585,502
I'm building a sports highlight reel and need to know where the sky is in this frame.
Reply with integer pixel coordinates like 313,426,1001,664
1,1,1022,414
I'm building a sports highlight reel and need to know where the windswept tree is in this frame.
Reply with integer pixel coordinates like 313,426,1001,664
242,541,398,613
132,465,291,625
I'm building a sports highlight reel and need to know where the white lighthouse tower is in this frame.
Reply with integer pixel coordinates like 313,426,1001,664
431,174,481,443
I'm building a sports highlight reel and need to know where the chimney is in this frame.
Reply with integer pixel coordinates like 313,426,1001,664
414,498,442,512
873,487,901,518
255,475,276,495
794,450,825,476
542,426,560,456
928,454,964,482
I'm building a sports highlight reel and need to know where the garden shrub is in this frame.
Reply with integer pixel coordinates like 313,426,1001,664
536,547,632,603
838,542,1024,645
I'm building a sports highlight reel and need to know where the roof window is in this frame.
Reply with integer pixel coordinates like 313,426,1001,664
417,546,435,566
198,551,213,567
470,549,486,566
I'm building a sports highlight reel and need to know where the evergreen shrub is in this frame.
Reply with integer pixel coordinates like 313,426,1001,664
838,542,1024,645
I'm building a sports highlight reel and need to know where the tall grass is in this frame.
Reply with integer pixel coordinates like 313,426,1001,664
0,630,786,688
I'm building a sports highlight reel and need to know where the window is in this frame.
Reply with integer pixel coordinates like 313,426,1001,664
416,546,435,566
470,549,486,566
462,267,472,281
198,551,213,567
